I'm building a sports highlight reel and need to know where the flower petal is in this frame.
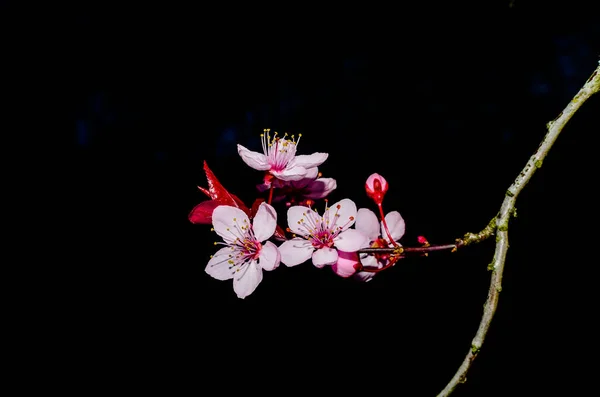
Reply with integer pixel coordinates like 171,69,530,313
304,178,337,199
334,229,369,252
205,247,236,280
383,211,406,242
312,247,338,268
355,208,380,241
353,255,380,282
258,241,280,271
292,153,329,169
233,261,263,299
289,167,319,189
332,250,360,277
274,165,307,181
212,205,250,244
279,238,314,267
287,205,314,237
237,144,271,171
252,202,277,242
324,198,357,232
353,271,376,283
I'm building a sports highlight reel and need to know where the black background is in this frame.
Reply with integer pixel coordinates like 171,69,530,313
66,1,600,395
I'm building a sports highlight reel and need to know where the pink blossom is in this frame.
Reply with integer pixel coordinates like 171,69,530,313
238,129,328,181
206,202,280,299
278,198,369,269
353,208,406,282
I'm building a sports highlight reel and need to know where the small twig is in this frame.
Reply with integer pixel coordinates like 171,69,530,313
358,244,458,254
437,63,600,397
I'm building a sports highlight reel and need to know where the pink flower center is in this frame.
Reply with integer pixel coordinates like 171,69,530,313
260,129,301,172
295,202,355,249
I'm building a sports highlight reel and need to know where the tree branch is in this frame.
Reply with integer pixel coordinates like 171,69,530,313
437,63,600,397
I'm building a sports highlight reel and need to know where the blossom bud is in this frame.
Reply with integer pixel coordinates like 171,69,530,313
365,173,389,204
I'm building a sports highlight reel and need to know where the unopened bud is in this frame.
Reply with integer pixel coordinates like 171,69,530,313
365,173,389,204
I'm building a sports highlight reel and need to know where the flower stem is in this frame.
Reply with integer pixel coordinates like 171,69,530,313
378,203,400,247
267,184,274,205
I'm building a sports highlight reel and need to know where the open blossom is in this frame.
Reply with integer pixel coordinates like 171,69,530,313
206,202,280,299
237,129,328,182
278,198,369,269
353,207,406,282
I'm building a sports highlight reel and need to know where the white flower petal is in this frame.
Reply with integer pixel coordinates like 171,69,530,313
292,153,329,169
205,247,236,280
289,167,319,189
287,205,314,237
303,167,320,180
233,261,263,299
212,205,250,244
334,229,369,252
360,255,380,269
325,198,357,232
312,247,338,268
279,238,314,267
237,144,271,171
356,208,380,241
274,166,307,181
258,241,280,271
304,178,337,199
353,255,379,282
353,271,376,283
252,202,277,242
382,211,406,242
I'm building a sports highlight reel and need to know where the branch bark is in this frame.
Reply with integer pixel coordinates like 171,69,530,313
437,62,600,397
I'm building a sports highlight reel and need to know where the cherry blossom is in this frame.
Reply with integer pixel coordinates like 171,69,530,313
278,198,369,270
206,202,280,299
352,207,406,282
237,129,328,182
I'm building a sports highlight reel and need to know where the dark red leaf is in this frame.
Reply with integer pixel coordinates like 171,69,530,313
194,160,250,215
191,162,286,240
188,200,220,224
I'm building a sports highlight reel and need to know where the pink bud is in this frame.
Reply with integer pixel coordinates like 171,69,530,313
365,173,389,204
417,235,429,245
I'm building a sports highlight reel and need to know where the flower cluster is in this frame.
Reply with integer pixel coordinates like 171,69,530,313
190,129,407,299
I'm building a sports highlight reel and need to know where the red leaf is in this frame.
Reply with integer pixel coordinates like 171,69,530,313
188,200,220,224
197,160,250,212
191,162,287,241
231,194,250,215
